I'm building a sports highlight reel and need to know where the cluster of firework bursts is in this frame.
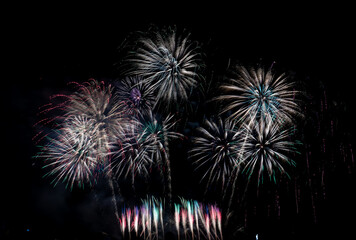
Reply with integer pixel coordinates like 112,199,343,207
118,197,222,240
34,78,183,192
33,25,355,238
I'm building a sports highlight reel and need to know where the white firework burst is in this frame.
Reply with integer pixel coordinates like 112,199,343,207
238,119,299,183
38,115,99,189
189,117,240,190
214,65,301,125
127,27,203,110
65,80,130,159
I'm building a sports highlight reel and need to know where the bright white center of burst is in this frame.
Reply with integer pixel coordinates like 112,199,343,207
160,47,179,77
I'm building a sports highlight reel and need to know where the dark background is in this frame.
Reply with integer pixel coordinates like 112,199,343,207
3,4,355,240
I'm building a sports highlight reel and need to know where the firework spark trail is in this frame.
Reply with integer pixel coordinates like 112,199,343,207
210,205,217,240
134,207,139,236
119,211,126,238
194,201,201,240
127,208,132,239
175,203,181,240
125,27,203,111
205,213,211,240
138,111,183,206
187,201,195,240
153,203,159,240
182,208,188,239
216,208,223,240
64,80,130,153
159,202,164,238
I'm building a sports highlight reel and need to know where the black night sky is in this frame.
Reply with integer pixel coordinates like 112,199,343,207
3,4,356,240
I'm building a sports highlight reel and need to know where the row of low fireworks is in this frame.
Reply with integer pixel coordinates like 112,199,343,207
118,197,222,240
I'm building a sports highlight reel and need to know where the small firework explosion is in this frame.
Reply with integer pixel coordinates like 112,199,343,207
115,76,155,116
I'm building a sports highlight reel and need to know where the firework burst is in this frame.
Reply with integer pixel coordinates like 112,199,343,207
189,118,240,191
126,27,203,110
239,119,300,184
214,66,301,125
34,79,131,190
115,76,155,116
65,80,129,145
37,115,99,189
108,122,154,191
